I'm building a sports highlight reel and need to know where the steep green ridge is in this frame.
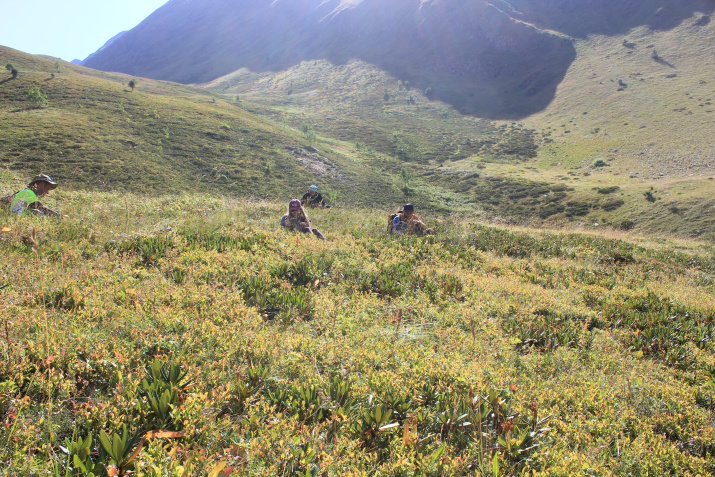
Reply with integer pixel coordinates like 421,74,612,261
0,47,403,206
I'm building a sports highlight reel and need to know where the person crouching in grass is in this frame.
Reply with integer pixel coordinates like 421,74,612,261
391,203,434,236
280,199,325,240
9,174,61,217
301,185,326,208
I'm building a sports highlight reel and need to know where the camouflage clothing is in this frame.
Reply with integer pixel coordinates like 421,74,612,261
301,191,325,208
280,214,308,232
280,214,325,240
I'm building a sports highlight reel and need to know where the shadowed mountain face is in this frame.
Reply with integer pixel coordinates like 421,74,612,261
82,0,712,119
501,0,714,37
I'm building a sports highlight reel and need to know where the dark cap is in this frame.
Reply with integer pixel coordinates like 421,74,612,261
289,199,302,212
30,174,58,189
403,203,414,213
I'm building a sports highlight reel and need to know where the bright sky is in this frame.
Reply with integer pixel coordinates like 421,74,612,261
1,0,169,62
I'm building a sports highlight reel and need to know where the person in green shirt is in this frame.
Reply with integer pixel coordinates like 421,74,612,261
10,174,60,217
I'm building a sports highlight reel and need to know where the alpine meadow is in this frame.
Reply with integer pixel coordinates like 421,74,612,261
1,0,715,476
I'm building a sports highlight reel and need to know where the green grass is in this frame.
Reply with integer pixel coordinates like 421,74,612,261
0,54,305,193
1,10,714,474
1,181,714,475
0,47,405,210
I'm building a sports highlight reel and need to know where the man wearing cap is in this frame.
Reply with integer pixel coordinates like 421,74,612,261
392,203,428,236
10,174,61,217
300,185,325,208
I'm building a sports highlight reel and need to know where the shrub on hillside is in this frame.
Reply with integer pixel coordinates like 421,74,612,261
5,63,18,78
27,87,48,109
565,201,591,217
594,186,620,194
617,220,636,230
601,199,625,211
538,203,566,218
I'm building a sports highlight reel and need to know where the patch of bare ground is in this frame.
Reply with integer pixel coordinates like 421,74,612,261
289,148,342,178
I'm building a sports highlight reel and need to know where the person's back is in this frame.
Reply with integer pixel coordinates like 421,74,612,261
11,189,39,216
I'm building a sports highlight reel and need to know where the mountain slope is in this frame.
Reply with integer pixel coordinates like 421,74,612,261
82,0,577,119
0,47,365,199
501,0,713,37
0,46,579,220
81,0,713,120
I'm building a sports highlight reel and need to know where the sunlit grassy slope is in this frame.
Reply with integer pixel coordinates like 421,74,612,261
1,179,714,475
0,46,590,225
0,46,411,209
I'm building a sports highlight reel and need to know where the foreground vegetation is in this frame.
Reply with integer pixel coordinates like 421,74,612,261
1,183,714,476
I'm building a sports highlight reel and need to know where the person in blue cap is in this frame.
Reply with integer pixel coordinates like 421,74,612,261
391,203,428,236
300,185,326,208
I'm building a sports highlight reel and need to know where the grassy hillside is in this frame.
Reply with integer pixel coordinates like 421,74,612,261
205,10,715,241
520,13,715,239
0,47,406,207
1,180,714,475
1,46,593,224
0,46,625,235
